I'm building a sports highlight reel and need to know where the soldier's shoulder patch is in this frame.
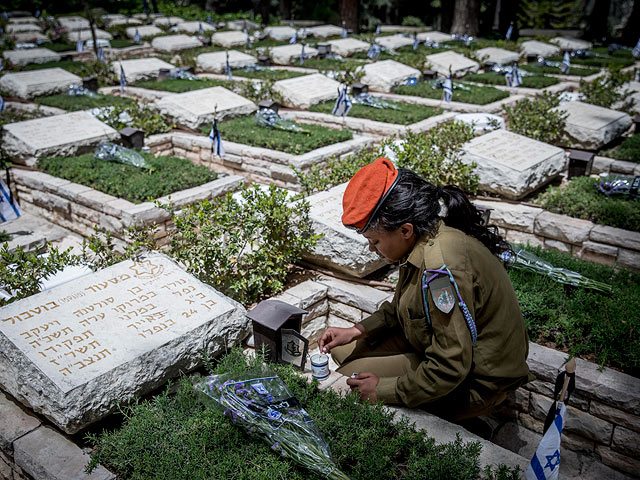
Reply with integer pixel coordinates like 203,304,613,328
428,274,455,314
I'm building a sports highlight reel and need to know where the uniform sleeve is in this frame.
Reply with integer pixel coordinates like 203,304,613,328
359,298,398,337
376,267,475,407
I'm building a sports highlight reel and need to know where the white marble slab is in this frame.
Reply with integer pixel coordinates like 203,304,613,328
0,68,81,99
197,50,256,73
178,21,216,34
475,47,520,65
126,25,163,39
375,34,413,51
425,50,479,77
153,16,185,27
10,32,49,43
273,73,341,109
549,37,592,51
325,38,370,57
210,31,248,48
6,23,41,33
264,25,297,42
416,31,452,43
65,28,113,42
112,58,176,83
306,25,343,39
3,48,61,67
519,40,561,58
151,34,202,52
270,43,318,65
361,59,421,92
57,16,90,31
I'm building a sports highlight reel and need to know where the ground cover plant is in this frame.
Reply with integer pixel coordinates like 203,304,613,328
232,68,306,81
464,72,560,89
547,54,634,69
604,134,640,163
134,77,229,92
35,93,135,111
20,59,114,86
86,348,519,480
109,39,137,49
392,80,510,105
533,176,640,232
503,91,567,143
299,57,365,71
41,41,76,52
521,63,599,77
309,100,443,124
578,67,633,110
97,102,173,134
21,59,86,72
0,107,45,129
38,153,217,204
204,115,353,155
510,245,640,376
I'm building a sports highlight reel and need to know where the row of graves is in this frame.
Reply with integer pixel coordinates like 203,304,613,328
1,7,640,480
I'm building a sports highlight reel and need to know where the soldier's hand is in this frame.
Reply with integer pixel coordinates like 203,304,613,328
347,372,379,403
318,326,363,353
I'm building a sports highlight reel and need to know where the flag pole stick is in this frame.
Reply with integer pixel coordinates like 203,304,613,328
559,358,576,403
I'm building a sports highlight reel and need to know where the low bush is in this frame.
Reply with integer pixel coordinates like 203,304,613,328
533,176,640,232
96,102,173,134
547,54,634,69
22,60,86,72
38,153,217,204
464,72,560,89
510,245,640,375
503,92,567,143
402,15,425,27
604,134,640,163
392,81,510,105
297,57,364,71
35,93,134,111
22,59,115,86
578,67,633,109
110,39,137,49
205,115,353,155
521,63,599,77
232,68,306,81
134,77,229,92
40,41,76,52
309,100,443,124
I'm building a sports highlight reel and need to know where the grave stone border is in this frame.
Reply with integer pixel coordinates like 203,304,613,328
373,91,525,114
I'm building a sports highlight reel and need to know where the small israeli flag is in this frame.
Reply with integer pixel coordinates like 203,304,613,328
198,22,204,35
76,31,83,52
225,52,232,80
332,86,352,117
289,29,297,44
0,59,3,72
209,118,225,157
443,76,453,103
506,24,513,41
300,44,305,65
367,41,380,59
207,15,213,25
0,95,5,113
134,29,141,42
119,64,127,94
505,62,522,87
525,402,566,480
97,46,106,62
375,24,381,35
561,51,571,73
0,177,21,223
406,77,418,86
35,9,41,18
342,27,347,38
633,38,640,59
244,28,252,48
464,34,471,46
413,34,419,50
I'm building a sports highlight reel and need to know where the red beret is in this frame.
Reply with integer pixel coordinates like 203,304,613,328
342,157,399,233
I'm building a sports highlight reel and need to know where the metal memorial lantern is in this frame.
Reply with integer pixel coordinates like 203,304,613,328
567,149,594,179
633,114,640,134
119,127,145,151
82,76,98,92
351,82,368,96
158,68,171,80
247,300,309,370
257,55,271,66
422,69,437,80
317,44,331,58
258,99,280,114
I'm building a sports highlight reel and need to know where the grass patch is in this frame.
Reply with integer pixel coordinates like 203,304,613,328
547,54,635,69
310,100,443,124
204,115,353,155
533,176,640,232
297,57,364,70
522,63,600,77
232,68,306,80
604,134,640,163
134,77,229,92
110,39,137,49
38,153,217,204
35,94,135,111
392,81,510,105
464,72,560,89
511,245,640,376
22,60,86,72
41,41,76,52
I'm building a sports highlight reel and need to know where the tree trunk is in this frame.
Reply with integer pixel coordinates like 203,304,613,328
82,1,99,58
584,0,611,41
280,0,292,21
450,0,480,36
619,0,639,45
259,0,270,25
340,0,359,33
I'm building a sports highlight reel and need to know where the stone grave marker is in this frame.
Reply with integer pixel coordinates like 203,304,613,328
552,101,632,150
375,34,413,51
270,43,318,65
226,19,259,31
178,21,216,34
325,38,370,57
197,50,257,73
152,16,185,27
519,40,561,58
417,31,452,43
132,12,164,20
475,47,520,65
211,31,249,48
3,111,118,165
550,37,592,51
264,26,297,41
0,68,82,99
273,73,341,109
151,34,202,52
111,57,176,82
65,28,113,42
6,23,41,33
3,48,61,67
108,17,142,27
462,129,565,199
8,16,39,24
306,24,343,39
102,13,127,25
425,50,480,77
156,86,257,129
57,16,90,31
126,25,163,39
301,183,387,277
361,59,421,92
0,253,248,433
11,32,49,43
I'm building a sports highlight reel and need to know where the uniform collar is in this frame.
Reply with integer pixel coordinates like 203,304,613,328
403,221,444,269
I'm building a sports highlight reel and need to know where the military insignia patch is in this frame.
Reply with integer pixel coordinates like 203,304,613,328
429,275,455,314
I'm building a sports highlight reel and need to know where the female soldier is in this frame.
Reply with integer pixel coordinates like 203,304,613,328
318,158,532,421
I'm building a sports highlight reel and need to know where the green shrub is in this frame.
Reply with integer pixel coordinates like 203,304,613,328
0,107,45,129
22,59,115,86
464,72,560,89
41,41,76,52
97,102,173,134
297,57,363,71
510,245,640,375
392,81,510,105
533,176,640,232
35,93,135,111
205,115,353,155
134,77,229,92
503,92,567,143
110,39,137,49
38,153,217,204
547,54,634,69
401,15,425,27
604,134,640,163
578,67,633,109
232,68,306,81
309,100,443,125
521,63,599,77
22,60,86,72
166,185,319,305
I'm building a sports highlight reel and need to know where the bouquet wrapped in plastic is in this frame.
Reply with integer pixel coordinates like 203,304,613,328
94,142,150,169
197,367,350,479
255,108,311,134
351,92,399,110
595,174,640,198
67,84,98,97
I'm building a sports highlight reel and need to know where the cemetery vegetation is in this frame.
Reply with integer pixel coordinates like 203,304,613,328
232,68,306,81
463,72,560,89
604,134,640,163
546,54,635,69
38,153,217,204
533,176,640,232
0,107,44,129
298,57,364,71
206,115,353,155
86,348,521,480
503,92,568,143
97,102,173,134
0,232,11,242
309,100,443,124
109,39,137,49
521,63,599,77
35,93,135,111
41,41,76,52
510,245,640,375
134,77,229,93
578,66,634,110
392,81,510,105
22,59,114,86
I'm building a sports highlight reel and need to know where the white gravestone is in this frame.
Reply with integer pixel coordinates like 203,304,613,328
178,21,216,34
264,26,298,42
301,183,387,277
552,101,633,150
11,32,49,43
519,40,561,58
151,34,202,52
273,73,341,109
425,51,480,77
57,16,90,31
325,38,370,57
0,68,81,99
108,17,143,27
270,44,319,65
156,86,257,129
455,113,505,133
65,28,113,42
417,31,452,43
226,19,259,31
126,25,163,39
0,254,248,434
3,111,119,166
462,129,565,200
102,13,127,24
8,16,39,24
475,47,520,65
197,50,257,73
112,58,176,83
6,23,41,33
361,59,421,92
550,37,592,51
153,16,185,27
375,34,413,51
3,48,61,67
211,31,249,48
306,25,344,39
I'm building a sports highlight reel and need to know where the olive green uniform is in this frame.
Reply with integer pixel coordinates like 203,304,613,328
334,224,532,417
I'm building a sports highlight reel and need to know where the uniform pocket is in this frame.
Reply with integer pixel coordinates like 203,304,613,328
403,315,433,353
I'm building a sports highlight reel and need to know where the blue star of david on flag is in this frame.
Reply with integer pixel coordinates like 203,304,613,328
97,47,106,62
332,86,352,117
525,402,566,480
76,30,83,52
300,44,306,65
367,41,380,59
406,77,418,86
375,24,381,35
244,28,252,48
225,51,232,80
198,22,204,34
413,35,419,50
505,62,522,87
119,64,127,94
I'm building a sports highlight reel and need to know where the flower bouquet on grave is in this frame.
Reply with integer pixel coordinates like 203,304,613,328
501,248,613,294
594,174,640,199
66,84,98,98
94,142,151,170
351,92,399,110
196,367,350,480
429,78,471,91
255,108,311,134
